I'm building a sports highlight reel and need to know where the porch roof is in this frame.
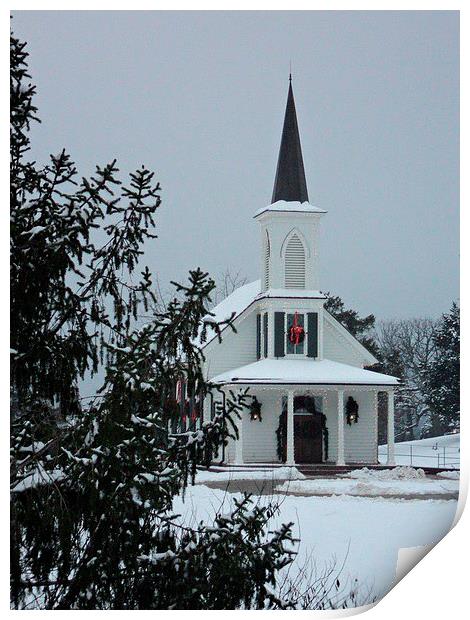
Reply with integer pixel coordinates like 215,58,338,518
210,358,398,387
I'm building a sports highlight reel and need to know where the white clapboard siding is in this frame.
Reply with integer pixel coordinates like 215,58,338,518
241,392,280,463
284,234,305,288
203,310,258,380
326,391,377,464
323,319,368,367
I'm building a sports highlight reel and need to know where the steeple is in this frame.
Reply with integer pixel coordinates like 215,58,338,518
271,76,309,204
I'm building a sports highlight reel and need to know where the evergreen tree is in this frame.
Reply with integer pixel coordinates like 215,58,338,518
323,293,378,357
424,303,460,436
10,30,297,610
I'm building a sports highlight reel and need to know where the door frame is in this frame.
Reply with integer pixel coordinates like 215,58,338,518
279,394,325,464
293,411,323,463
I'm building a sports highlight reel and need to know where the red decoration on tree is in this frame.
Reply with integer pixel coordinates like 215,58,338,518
289,311,305,345
176,378,187,425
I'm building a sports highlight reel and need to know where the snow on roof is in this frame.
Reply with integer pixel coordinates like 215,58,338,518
209,280,260,324
199,281,325,348
196,280,261,348
210,358,399,386
254,200,327,218
256,288,326,300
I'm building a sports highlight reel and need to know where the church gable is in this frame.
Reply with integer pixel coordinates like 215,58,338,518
323,311,377,368
203,305,258,380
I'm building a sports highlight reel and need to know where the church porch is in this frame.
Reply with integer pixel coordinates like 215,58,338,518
217,384,396,468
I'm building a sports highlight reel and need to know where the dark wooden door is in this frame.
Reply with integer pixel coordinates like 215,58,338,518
294,414,322,463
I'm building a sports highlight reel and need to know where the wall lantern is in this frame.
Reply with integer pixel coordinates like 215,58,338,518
345,396,359,425
249,396,262,422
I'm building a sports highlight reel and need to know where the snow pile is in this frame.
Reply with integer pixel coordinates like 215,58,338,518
343,466,426,481
437,470,460,480
195,466,305,483
275,476,459,498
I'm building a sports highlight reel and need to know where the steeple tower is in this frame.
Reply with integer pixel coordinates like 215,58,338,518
255,77,326,294
271,76,309,204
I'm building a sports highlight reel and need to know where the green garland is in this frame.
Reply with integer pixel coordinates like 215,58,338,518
321,413,329,461
276,412,286,462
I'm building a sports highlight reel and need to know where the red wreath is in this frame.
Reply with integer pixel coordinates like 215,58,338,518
289,312,305,345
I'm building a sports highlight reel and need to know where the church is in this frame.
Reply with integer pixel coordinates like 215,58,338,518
201,78,398,467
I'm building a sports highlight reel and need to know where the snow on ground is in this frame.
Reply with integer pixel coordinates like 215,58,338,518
174,481,457,603
275,475,459,498
195,466,305,483
379,433,460,469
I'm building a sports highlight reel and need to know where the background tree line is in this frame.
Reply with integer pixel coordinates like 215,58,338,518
325,296,460,442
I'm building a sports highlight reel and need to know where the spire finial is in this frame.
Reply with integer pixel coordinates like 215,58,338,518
289,60,292,83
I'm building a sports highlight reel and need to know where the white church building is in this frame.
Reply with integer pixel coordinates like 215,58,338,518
201,78,398,467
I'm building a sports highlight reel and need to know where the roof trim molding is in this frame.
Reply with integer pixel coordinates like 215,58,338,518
213,380,396,388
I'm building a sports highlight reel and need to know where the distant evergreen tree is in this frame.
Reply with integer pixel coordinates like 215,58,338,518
323,293,378,357
423,303,460,436
10,30,297,610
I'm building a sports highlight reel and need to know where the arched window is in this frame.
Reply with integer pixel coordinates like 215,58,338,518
284,232,306,288
264,231,270,290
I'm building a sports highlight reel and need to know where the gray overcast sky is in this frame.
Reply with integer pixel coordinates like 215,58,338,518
13,10,459,320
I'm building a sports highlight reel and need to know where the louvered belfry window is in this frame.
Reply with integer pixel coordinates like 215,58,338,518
284,233,305,288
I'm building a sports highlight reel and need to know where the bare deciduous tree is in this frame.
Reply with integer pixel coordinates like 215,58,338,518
211,268,248,307
374,318,437,441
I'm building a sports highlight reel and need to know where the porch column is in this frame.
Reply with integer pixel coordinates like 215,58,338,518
235,408,244,464
387,390,396,466
286,390,295,465
336,389,345,466
203,395,211,424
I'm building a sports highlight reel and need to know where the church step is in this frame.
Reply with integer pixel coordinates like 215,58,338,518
297,465,457,477
202,463,458,477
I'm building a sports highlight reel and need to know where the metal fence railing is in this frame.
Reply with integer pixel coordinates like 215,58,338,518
378,445,460,469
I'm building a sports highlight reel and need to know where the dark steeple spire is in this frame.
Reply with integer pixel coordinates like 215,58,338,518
271,77,309,204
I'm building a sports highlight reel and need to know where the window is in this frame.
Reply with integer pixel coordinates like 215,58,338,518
284,233,306,288
286,313,305,355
